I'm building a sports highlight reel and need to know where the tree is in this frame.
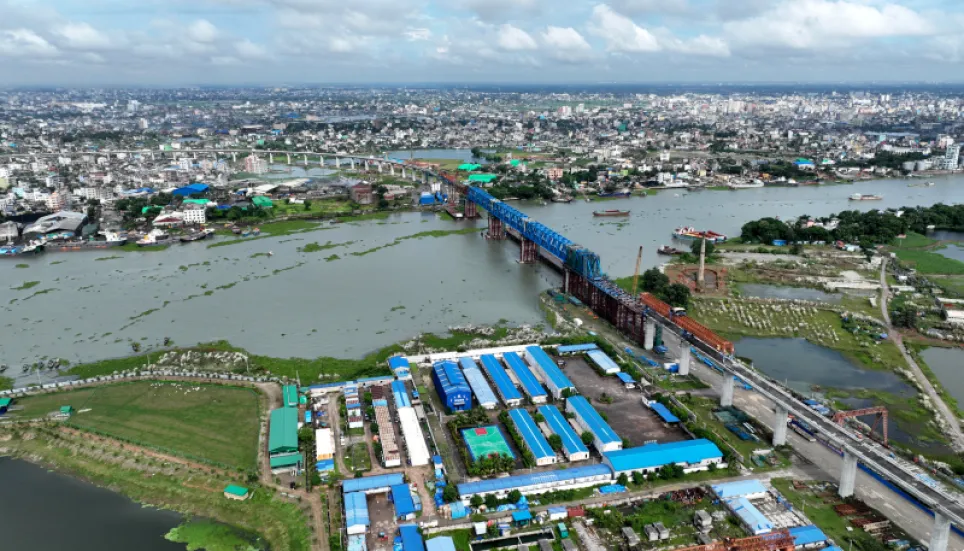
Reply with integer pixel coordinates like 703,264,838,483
631,471,645,486
617,473,629,486
484,494,499,509
640,268,669,294
470,495,484,508
690,239,715,258
298,426,314,445
894,305,919,329
548,434,563,452
508,490,522,504
664,283,691,308
442,485,459,503
304,199,313,211
581,431,594,446
309,470,322,488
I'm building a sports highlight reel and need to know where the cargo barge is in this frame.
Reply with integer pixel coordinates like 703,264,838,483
593,210,630,217
179,228,215,243
657,245,685,255
672,226,727,243
849,193,883,201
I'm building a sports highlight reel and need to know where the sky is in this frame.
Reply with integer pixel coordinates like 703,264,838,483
1,0,963,85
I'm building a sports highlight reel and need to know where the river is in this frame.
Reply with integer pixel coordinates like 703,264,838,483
920,346,964,407
5,158,964,388
0,457,184,551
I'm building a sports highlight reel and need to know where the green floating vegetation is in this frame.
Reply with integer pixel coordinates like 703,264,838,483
165,519,267,551
0,375,13,391
22,288,57,302
335,211,391,223
325,254,340,262
130,308,160,320
216,282,237,291
208,220,324,249
15,263,28,269
352,228,478,257
12,281,40,291
391,305,406,312
250,252,271,258
95,255,123,261
298,240,355,253
50,260,66,265
118,243,170,252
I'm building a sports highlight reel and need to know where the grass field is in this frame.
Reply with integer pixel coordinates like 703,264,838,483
15,381,260,469
894,249,964,274
461,425,514,461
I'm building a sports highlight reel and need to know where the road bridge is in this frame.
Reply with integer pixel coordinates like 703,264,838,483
461,184,964,551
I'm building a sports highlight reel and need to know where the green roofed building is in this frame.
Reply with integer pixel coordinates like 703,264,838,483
282,385,299,408
251,196,273,208
269,407,298,454
0,397,12,414
223,484,251,501
509,159,521,167
182,198,211,205
458,163,481,171
468,174,498,184
269,452,302,471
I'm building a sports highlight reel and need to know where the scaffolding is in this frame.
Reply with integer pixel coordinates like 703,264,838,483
833,406,888,445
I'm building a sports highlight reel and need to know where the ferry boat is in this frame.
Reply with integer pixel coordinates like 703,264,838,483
45,231,126,252
551,196,573,203
657,245,685,255
593,209,630,217
849,193,883,201
179,228,216,243
136,229,171,247
727,180,765,189
672,227,727,243
597,190,631,198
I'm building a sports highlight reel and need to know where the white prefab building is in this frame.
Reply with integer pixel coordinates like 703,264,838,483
456,464,613,504
316,428,335,461
398,406,430,466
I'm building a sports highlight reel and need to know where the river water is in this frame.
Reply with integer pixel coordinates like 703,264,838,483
920,347,964,406
0,457,184,551
738,283,843,303
4,157,964,388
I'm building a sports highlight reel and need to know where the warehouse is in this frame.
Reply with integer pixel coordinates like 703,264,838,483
480,354,523,406
269,452,302,473
504,352,547,403
398,407,431,466
727,497,773,535
431,361,472,413
459,357,498,409
566,396,622,453
538,404,589,462
524,346,575,399
586,350,621,375
345,492,370,535
788,525,828,549
399,525,425,551
711,479,767,501
456,464,613,504
375,405,402,468
509,408,557,466
603,439,724,477
389,356,412,380
391,484,417,520
343,473,405,494
269,407,299,455
392,380,412,410
425,536,457,551
556,343,599,355
282,384,300,408
316,428,335,461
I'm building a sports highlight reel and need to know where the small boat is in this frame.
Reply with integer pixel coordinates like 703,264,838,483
593,210,630,217
268,251,274,257
241,230,251,237
551,197,573,203
179,229,215,243
252,227,261,236
231,226,241,235
597,190,631,198
673,226,727,243
658,245,685,255
849,193,883,201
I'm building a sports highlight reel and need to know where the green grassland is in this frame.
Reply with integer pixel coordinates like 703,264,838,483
209,220,326,248
15,381,260,469
893,249,964,274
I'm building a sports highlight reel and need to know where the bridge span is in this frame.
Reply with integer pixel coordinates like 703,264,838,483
461,184,963,551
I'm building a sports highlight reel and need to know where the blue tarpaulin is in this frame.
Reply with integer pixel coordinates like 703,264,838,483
599,484,627,494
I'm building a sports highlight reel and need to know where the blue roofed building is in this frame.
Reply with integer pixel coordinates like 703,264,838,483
399,525,425,551
648,402,680,424
480,354,522,406
603,439,724,476
389,356,412,380
556,343,599,355
538,404,589,462
431,361,472,412
343,473,405,494
172,183,209,197
345,492,370,535
727,497,773,535
616,372,636,388
391,380,411,410
586,350,621,375
456,464,613,504
566,395,622,453
509,408,557,466
459,357,498,410
788,525,828,548
391,484,416,520
711,479,767,500
504,352,547,404
524,346,575,399
425,536,457,551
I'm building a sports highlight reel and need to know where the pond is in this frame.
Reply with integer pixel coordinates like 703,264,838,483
935,244,964,263
929,230,964,242
738,284,842,303
0,457,185,551
919,346,964,406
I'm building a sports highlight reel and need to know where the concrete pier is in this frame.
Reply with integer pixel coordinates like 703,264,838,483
678,346,691,376
644,320,655,350
930,512,951,551
721,375,735,407
839,449,858,498
772,406,788,446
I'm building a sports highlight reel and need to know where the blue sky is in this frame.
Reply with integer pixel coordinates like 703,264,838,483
0,0,963,85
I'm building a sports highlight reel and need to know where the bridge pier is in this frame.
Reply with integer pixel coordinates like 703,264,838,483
402,168,407,179
378,162,383,174
931,512,951,551
839,449,858,498
678,346,691,376
520,237,537,264
721,375,735,407
390,164,395,176
464,199,478,219
350,158,355,170
320,155,324,166
772,405,788,446
303,155,308,166
336,157,341,168
644,320,656,350
487,216,506,240
286,153,291,164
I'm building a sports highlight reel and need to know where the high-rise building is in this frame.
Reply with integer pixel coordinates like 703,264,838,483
244,154,268,175
944,144,961,170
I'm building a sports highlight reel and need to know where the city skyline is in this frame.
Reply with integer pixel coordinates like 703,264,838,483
1,0,964,85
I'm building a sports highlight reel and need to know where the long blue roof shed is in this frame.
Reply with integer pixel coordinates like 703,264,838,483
586,350,621,374
172,183,209,196
566,395,621,452
399,525,425,551
345,492,370,534
711,479,767,500
557,343,598,355
391,380,411,409
389,356,411,379
538,404,589,461
457,464,612,500
729,497,773,535
480,354,522,405
508,408,556,464
788,525,827,547
603,439,723,475
504,352,547,403
616,372,636,386
649,402,680,424
524,346,574,398
343,473,405,494
459,357,498,409
431,361,472,412
391,484,416,518
425,536,457,551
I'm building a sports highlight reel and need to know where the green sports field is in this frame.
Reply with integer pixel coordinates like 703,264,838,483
14,381,261,470
461,425,514,461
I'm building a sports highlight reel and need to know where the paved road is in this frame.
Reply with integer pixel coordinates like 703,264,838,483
879,259,964,452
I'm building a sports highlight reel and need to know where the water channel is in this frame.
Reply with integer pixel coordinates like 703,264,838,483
919,347,964,407
0,457,185,551
737,284,842,303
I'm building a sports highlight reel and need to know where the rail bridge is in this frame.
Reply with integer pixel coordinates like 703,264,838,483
460,184,963,551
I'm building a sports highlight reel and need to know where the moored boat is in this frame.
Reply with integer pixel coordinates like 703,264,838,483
849,193,883,201
672,226,727,243
657,245,685,255
593,210,630,217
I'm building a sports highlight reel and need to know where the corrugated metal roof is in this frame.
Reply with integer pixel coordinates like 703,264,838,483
526,346,575,390
480,354,523,403
509,408,554,460
586,350,621,374
433,361,472,407
391,380,411,409
567,396,620,444
711,479,767,500
649,402,680,423
728,497,773,534
616,372,635,384
425,536,457,551
457,464,612,496
282,384,299,407
399,524,425,551
269,452,301,468
789,525,827,547
459,358,498,407
504,352,547,398
557,343,599,354
538,404,588,456
268,407,299,453
604,439,722,472
389,357,410,370
345,492,370,528
343,473,405,494
224,484,249,497
391,484,416,517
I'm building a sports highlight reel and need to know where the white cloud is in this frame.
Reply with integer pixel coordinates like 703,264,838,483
235,39,269,59
0,29,59,57
588,4,659,52
404,28,431,41
54,22,113,50
328,35,365,53
210,55,241,65
278,9,324,28
610,0,688,15
497,24,538,51
541,26,593,62
724,0,933,50
454,0,542,22
187,19,219,43
658,32,730,57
